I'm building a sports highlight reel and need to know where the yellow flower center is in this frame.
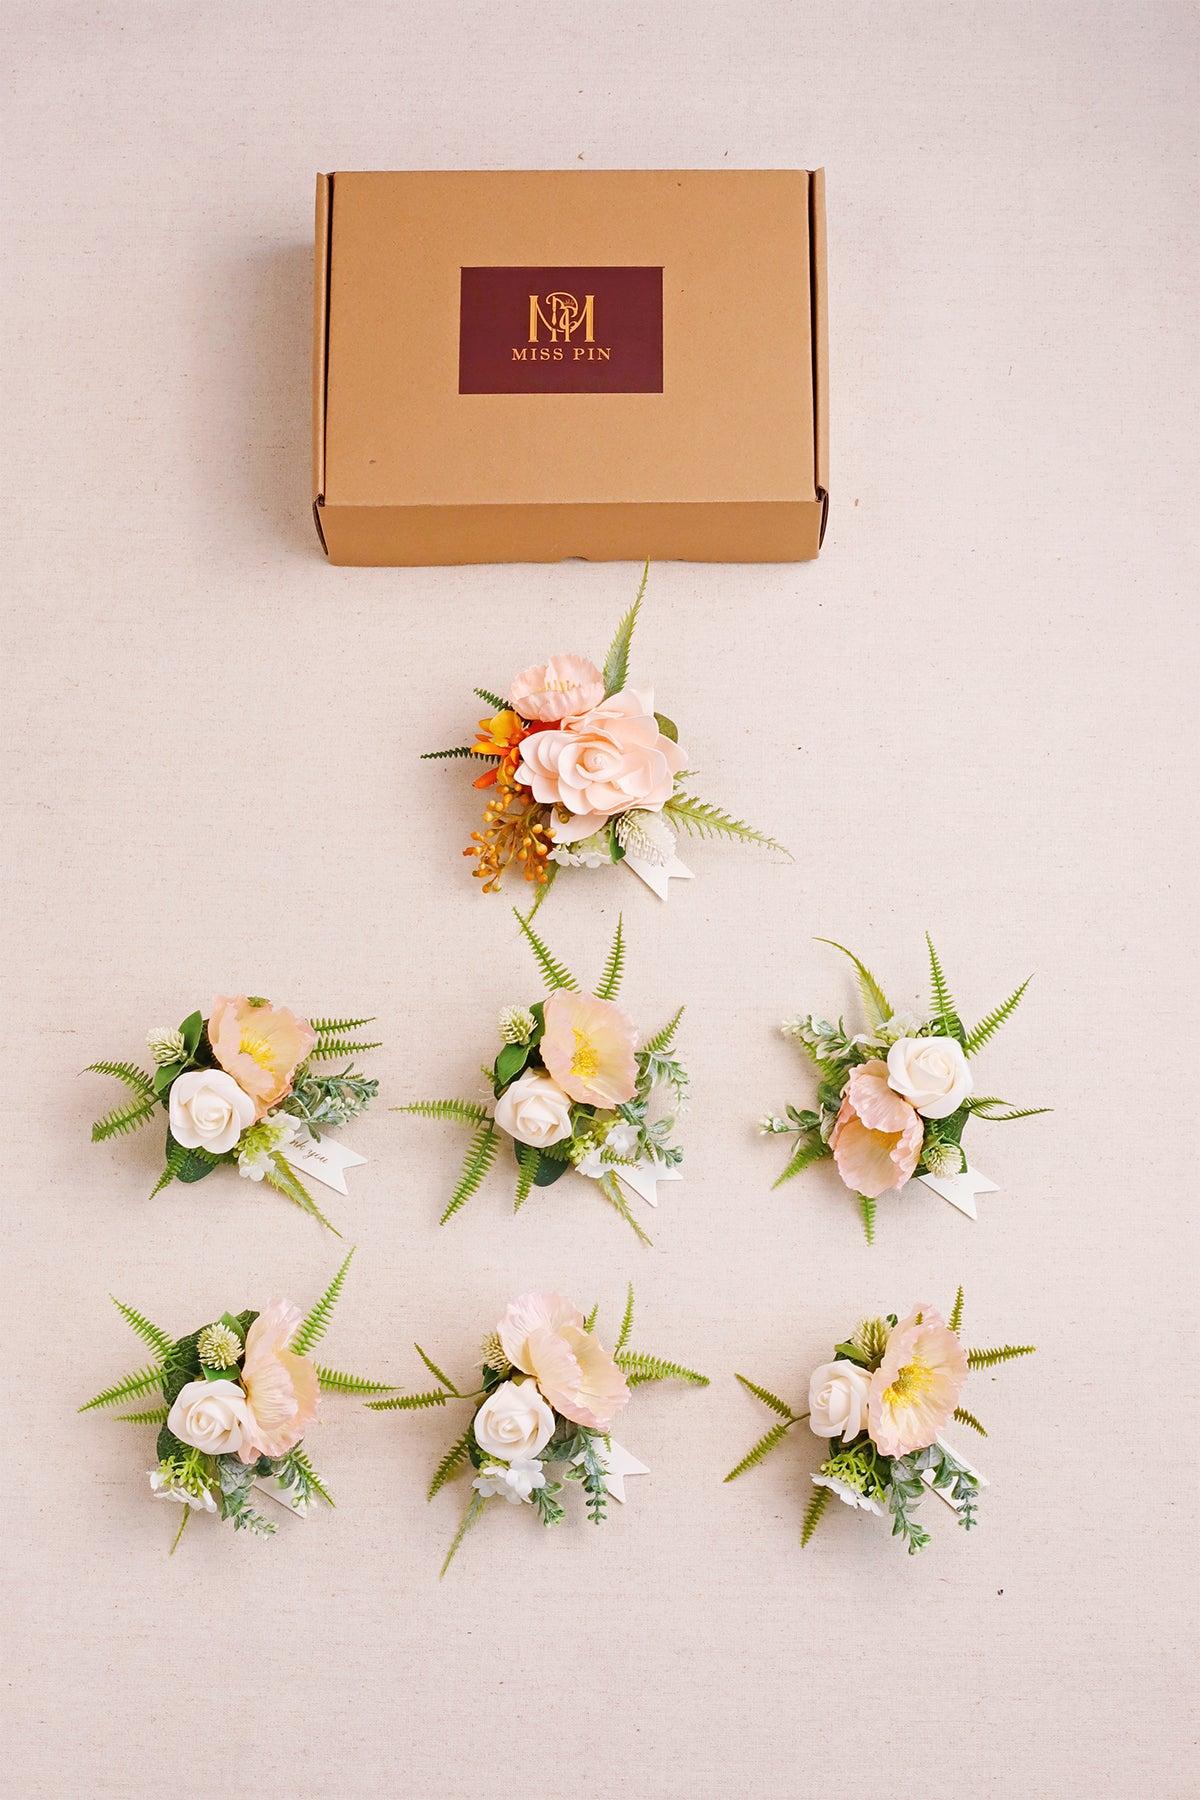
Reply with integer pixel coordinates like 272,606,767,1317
239,1030,277,1070
884,1357,935,1407
570,1027,600,1083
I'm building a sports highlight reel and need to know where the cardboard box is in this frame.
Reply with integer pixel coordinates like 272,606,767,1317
312,169,827,566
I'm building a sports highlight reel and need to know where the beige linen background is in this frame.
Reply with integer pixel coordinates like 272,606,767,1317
3,4,1196,1797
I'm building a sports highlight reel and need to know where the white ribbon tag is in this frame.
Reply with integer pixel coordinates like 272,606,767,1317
571,1438,650,1503
916,1164,999,1221
924,1438,988,1512
576,1147,682,1210
254,1476,309,1518
287,1136,367,1195
622,847,695,901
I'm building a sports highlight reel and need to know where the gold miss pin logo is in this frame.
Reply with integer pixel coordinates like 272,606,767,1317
516,289,610,362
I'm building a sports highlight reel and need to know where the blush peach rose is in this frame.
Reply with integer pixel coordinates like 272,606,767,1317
497,1291,629,1432
209,995,316,1117
510,654,606,723
514,689,686,844
829,1060,924,1198
236,1298,321,1464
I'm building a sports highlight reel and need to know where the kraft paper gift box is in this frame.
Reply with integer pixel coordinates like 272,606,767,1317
312,169,828,566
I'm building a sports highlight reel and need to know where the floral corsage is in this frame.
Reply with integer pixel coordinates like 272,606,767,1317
369,1285,707,1574
87,996,382,1232
423,564,785,903
80,1251,393,1551
726,1288,1034,1555
397,913,686,1243
760,938,1050,1240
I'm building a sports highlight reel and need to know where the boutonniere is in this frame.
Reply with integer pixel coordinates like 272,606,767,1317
726,1289,1034,1554
86,997,382,1232
79,1251,393,1551
760,938,1050,1240
423,563,786,905
398,913,686,1244
369,1285,707,1575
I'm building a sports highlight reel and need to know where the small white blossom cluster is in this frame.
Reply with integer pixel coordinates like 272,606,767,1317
148,1464,217,1512
236,1111,302,1182
548,831,614,869
473,1459,548,1504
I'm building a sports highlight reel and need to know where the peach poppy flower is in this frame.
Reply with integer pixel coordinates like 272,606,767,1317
867,1304,967,1458
497,1291,629,1432
237,1298,321,1464
209,995,315,1117
829,1060,924,1198
539,989,638,1108
510,655,606,723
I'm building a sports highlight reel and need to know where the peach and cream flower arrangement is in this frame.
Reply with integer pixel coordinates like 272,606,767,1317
87,997,382,1232
423,564,785,904
760,938,1049,1241
369,1285,707,1574
79,1252,394,1551
726,1288,1034,1555
397,913,687,1243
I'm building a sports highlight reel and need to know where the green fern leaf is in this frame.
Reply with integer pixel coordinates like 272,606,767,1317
512,908,578,991
311,1015,378,1035
513,1143,541,1211
395,1099,491,1125
948,1285,965,1333
926,934,965,1041
860,1194,877,1244
366,1389,451,1411
663,794,788,854
429,1427,474,1499
316,1365,396,1394
291,1249,355,1356
112,1405,169,1424
724,1418,795,1482
265,1156,342,1235
953,1406,988,1436
772,1134,831,1188
966,1343,1037,1369
84,1060,156,1097
110,1298,174,1362
597,1172,652,1245
801,1483,832,1546
148,1133,217,1199
963,977,1031,1057
603,559,648,694
643,1005,685,1054
440,1491,488,1577
968,1101,1052,1122
814,939,892,1025
441,1122,500,1223
474,687,506,710
616,1351,708,1387
307,1037,383,1060
91,1092,160,1142
413,1344,460,1395
421,745,495,761
735,1373,797,1419
78,1363,164,1412
287,1446,335,1508
615,1283,635,1355
595,913,625,1001
582,1302,599,1332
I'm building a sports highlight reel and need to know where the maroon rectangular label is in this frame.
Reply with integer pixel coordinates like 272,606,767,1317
459,266,663,394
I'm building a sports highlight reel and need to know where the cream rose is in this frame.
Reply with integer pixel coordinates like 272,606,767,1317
514,688,687,844
472,1378,555,1463
807,1359,872,1441
169,1069,256,1153
166,1378,255,1455
493,1070,573,1148
886,1036,972,1120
